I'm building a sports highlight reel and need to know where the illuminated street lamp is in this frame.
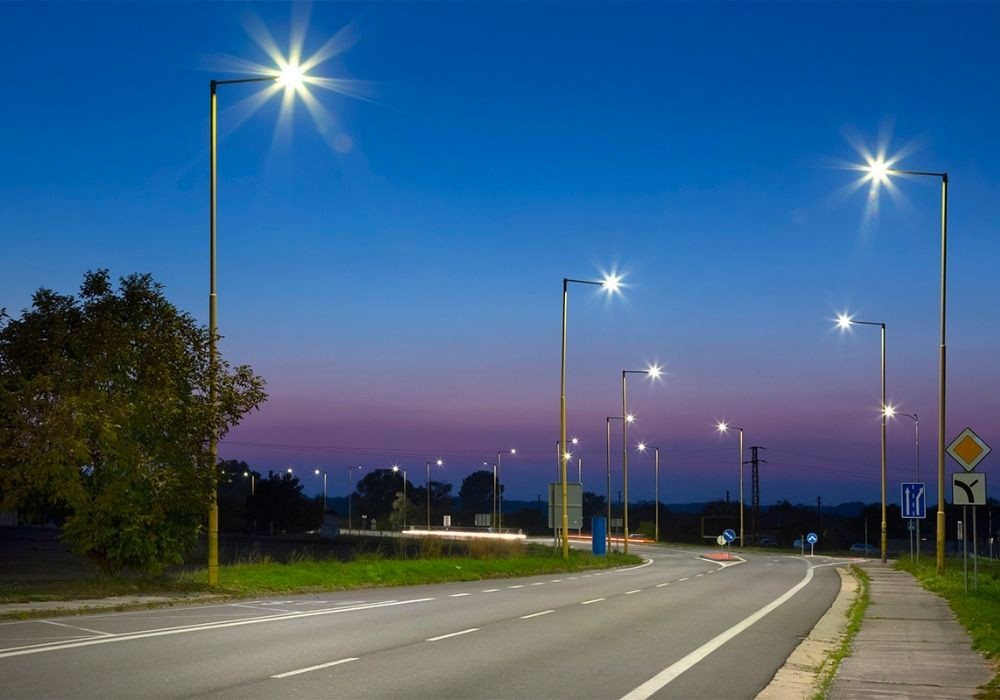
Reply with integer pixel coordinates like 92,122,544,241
621,364,662,554
347,465,364,532
242,470,255,495
392,465,407,531
637,442,661,542
206,62,317,587
715,422,744,547
886,406,921,560
559,273,621,559
860,157,948,574
426,459,444,529
836,313,889,563
605,414,635,552
314,469,327,513
496,449,516,530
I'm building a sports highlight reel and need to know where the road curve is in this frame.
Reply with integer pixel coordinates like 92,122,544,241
0,547,844,699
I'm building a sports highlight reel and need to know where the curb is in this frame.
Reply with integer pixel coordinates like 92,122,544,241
756,566,857,699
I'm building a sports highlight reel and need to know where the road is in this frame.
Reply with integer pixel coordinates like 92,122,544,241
0,546,843,699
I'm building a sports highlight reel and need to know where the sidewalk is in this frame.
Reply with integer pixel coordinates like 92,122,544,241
828,561,995,699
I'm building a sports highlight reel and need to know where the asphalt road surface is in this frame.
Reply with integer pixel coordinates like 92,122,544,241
0,546,844,699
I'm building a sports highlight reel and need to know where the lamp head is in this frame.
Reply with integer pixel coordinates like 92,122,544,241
510,448,517,455
392,464,399,473
571,437,579,446
647,363,663,380
601,273,622,294
314,468,320,475
286,467,293,474
436,459,443,467
836,313,854,330
864,157,891,185
276,61,305,89
883,404,896,419
716,421,729,434
625,413,636,423
637,442,647,452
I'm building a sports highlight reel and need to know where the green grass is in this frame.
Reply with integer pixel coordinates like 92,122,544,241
1,543,641,604
813,565,870,700
181,544,640,595
895,556,1000,698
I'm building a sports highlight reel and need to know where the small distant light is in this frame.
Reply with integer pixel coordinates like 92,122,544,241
510,448,517,455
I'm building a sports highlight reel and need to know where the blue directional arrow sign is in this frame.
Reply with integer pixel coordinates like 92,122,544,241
722,528,736,543
806,532,818,545
901,482,926,519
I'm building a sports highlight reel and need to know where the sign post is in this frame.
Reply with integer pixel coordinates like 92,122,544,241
948,428,991,592
806,531,819,555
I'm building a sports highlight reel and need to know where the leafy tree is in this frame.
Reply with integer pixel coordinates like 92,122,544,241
218,459,256,533
356,468,409,522
246,470,319,535
409,480,453,525
459,469,499,522
0,271,267,574
582,491,607,523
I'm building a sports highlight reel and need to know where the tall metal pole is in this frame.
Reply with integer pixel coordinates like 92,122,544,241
559,280,570,559
622,371,630,554
880,323,888,564
492,463,497,529
937,175,949,575
207,81,219,588
738,428,744,548
606,417,613,553
348,468,354,532
403,469,407,531
426,461,431,530
496,451,503,531
654,447,660,543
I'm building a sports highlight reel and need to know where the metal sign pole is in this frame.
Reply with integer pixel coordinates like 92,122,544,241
973,507,979,592
963,507,968,593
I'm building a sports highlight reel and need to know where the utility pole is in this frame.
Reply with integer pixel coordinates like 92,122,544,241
749,446,766,546
817,496,823,531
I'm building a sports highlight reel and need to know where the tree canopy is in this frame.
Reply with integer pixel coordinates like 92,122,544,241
0,270,267,574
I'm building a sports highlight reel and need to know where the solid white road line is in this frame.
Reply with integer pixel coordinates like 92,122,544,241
426,628,479,642
580,598,605,605
271,657,358,678
620,566,817,699
0,598,435,659
520,610,554,619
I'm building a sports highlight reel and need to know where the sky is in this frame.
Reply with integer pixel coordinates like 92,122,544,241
2,1,999,509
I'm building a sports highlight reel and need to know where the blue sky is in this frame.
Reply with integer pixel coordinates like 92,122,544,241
2,2,999,508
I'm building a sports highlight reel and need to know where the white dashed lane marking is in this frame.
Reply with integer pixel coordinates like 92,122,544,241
272,657,357,679
580,598,605,605
625,590,642,595
426,628,479,642
520,610,554,619
449,593,471,598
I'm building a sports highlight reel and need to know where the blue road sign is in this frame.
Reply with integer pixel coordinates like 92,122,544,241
901,482,926,519
722,528,736,543
806,532,818,545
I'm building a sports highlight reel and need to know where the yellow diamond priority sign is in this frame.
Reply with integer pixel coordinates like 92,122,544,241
946,428,991,472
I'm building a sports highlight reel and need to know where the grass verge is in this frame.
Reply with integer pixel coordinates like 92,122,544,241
2,543,641,607
895,556,1000,698
812,565,870,700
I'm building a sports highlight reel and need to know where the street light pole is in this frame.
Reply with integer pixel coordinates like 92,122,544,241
425,459,443,529
622,366,662,555
392,465,407,531
837,314,888,563
861,161,948,574
889,409,920,560
559,275,621,559
638,443,660,542
206,68,308,587
496,449,515,531
314,469,327,513
716,423,744,547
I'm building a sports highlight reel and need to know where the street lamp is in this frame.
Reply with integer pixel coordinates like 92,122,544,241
347,465,364,532
637,442,661,542
716,422,744,547
392,465,407,531
559,273,622,559
621,365,662,554
426,459,443,529
242,470,255,495
860,157,948,574
836,312,889,563
314,469,327,513
605,414,635,552
886,406,920,560
495,449,515,531
206,62,317,587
